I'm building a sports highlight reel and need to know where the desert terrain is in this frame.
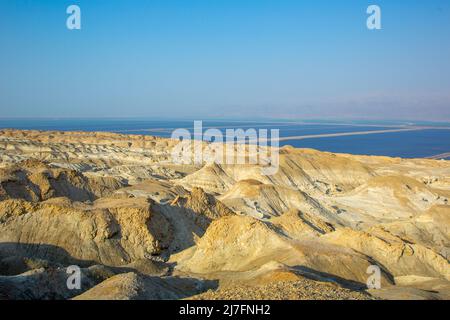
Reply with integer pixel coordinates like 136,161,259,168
0,129,448,300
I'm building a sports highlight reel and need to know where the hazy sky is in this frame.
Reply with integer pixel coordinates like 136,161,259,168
1,0,450,121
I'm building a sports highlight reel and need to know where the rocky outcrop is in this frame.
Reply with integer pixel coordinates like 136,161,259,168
378,205,450,259
0,265,110,300
0,160,125,202
178,147,374,196
72,272,215,300
172,215,393,288
170,187,234,228
0,197,172,266
1,129,449,300
272,208,335,238
322,228,450,280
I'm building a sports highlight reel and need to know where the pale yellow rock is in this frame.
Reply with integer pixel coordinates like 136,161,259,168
0,129,449,300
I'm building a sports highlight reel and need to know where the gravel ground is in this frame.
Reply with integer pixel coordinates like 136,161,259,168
190,279,373,300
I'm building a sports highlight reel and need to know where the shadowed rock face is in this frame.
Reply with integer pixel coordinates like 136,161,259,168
72,272,218,300
0,160,125,202
0,198,169,266
0,129,449,300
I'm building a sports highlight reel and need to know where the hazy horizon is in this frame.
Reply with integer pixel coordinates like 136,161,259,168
1,116,450,125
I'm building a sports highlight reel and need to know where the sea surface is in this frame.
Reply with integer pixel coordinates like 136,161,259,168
1,119,450,160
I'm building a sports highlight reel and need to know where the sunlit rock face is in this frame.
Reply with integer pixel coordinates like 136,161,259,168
0,129,449,300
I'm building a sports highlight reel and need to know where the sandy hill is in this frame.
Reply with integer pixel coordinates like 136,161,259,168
0,129,449,300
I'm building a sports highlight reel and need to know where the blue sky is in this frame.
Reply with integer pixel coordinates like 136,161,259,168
1,0,449,120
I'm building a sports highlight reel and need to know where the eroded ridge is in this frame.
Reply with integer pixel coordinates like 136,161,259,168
0,129,449,300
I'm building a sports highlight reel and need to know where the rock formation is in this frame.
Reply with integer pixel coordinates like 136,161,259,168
0,129,448,300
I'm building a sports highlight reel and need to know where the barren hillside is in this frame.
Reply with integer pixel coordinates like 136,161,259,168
0,129,448,300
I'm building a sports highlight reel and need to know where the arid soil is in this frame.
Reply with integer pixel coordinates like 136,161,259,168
0,129,449,300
